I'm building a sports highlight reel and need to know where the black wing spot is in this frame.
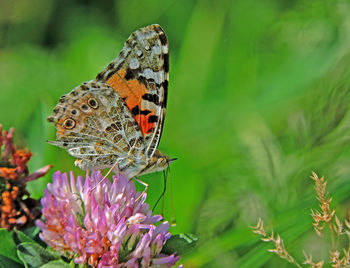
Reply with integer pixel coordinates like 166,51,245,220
148,115,158,123
142,94,159,105
81,84,89,91
96,72,104,81
105,71,114,81
81,104,89,111
113,134,122,143
162,80,168,89
111,122,121,130
141,110,152,115
131,105,152,116
70,90,78,96
59,95,66,103
137,76,148,87
131,105,140,115
159,32,168,46
47,116,54,123
125,68,137,80
163,54,169,73
162,81,168,108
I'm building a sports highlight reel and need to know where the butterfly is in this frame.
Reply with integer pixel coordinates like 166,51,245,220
47,24,172,179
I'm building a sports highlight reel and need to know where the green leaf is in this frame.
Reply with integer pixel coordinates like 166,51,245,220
162,233,198,256
40,260,71,268
14,230,36,245
21,227,41,241
17,242,58,268
0,228,21,263
0,254,24,268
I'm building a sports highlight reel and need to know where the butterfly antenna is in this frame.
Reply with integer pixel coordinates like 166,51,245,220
153,169,168,212
161,168,169,216
168,165,177,226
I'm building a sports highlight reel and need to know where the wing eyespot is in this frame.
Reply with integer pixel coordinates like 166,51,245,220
87,98,99,109
81,104,89,111
62,118,76,129
148,81,156,90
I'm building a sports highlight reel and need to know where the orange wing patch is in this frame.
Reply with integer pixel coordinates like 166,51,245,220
56,119,66,136
107,69,156,135
134,113,155,135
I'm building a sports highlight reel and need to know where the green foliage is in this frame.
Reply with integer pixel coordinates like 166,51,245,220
0,228,63,268
162,233,198,256
0,227,196,267
0,255,23,268
39,261,72,268
2,0,350,266
0,229,22,264
17,243,58,268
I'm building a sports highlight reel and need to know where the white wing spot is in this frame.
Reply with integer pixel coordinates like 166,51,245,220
137,50,142,57
153,44,161,54
121,46,131,57
145,45,150,50
141,68,162,84
142,31,156,40
154,71,162,84
129,58,140,69
162,45,168,54
143,68,153,79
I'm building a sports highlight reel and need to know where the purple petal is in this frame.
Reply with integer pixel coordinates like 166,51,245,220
36,170,180,267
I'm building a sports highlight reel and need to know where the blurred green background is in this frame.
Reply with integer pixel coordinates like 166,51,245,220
2,0,350,267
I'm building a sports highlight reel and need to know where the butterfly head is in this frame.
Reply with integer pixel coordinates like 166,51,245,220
140,150,176,175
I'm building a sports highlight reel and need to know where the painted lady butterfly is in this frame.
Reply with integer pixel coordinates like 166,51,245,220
47,24,172,178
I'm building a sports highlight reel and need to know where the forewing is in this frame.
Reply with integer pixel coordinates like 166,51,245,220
47,81,145,170
96,24,169,158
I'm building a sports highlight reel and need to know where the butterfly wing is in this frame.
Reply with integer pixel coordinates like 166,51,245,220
96,24,169,158
47,81,146,172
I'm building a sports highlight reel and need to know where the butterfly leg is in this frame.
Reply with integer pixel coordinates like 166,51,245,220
132,177,149,201
103,160,120,179
90,160,120,192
